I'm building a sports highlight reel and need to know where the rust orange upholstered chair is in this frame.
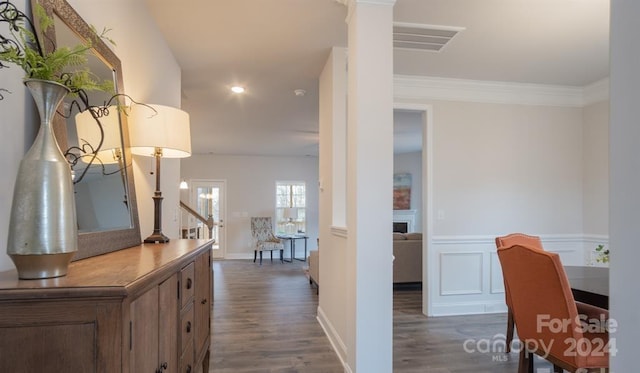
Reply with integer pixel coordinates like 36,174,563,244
495,233,544,352
497,244,609,373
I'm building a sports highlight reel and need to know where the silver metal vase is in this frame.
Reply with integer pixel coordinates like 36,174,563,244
7,79,78,279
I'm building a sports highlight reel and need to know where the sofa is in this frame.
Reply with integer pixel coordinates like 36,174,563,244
307,232,421,291
308,250,319,293
393,232,423,284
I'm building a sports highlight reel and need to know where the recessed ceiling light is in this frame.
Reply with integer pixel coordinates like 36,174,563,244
231,86,245,94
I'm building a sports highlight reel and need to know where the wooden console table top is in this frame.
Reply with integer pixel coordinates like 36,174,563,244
0,239,212,300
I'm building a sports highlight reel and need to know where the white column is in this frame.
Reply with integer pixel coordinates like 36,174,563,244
344,0,396,371
609,0,640,371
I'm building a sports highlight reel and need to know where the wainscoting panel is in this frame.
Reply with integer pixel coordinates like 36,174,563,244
429,234,592,316
490,252,505,294
439,252,483,296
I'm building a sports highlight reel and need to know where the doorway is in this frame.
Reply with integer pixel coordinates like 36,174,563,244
189,179,226,259
394,103,433,316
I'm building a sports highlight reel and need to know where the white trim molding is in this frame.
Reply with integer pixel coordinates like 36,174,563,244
317,306,349,372
394,75,609,107
224,253,254,260
428,234,599,316
439,252,483,296
583,78,610,106
331,226,348,238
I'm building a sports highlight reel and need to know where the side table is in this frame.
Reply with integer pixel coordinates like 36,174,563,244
276,234,309,262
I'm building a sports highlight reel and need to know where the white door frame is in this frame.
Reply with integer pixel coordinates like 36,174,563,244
394,102,434,317
190,179,227,259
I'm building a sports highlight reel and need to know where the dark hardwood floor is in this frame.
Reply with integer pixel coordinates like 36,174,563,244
210,260,554,373
211,259,342,372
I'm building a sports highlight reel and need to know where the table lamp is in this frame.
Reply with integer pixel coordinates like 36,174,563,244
283,207,298,235
75,106,129,205
128,104,191,243
75,106,124,165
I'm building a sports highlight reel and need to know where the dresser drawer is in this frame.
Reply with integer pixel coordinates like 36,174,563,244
180,262,195,308
180,302,195,353
180,336,194,373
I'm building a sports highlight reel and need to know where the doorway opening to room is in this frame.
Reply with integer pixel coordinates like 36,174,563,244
187,179,227,259
393,104,432,316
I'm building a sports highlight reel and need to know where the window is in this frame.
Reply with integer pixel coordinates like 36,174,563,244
275,181,306,234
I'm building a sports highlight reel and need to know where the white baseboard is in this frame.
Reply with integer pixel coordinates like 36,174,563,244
429,234,609,316
317,306,350,372
224,253,255,260
431,300,508,317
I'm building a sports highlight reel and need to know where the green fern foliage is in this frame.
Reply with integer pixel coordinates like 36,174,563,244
1,1,114,94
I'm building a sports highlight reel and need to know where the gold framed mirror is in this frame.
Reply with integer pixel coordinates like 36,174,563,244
32,0,141,259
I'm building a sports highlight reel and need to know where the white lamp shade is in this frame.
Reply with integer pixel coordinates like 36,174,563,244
283,207,298,220
128,104,191,158
75,106,123,164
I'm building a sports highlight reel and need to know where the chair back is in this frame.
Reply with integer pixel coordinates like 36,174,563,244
497,244,586,368
250,217,276,243
495,233,544,310
495,233,543,250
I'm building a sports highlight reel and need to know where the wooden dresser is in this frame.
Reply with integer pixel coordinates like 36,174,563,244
0,239,213,373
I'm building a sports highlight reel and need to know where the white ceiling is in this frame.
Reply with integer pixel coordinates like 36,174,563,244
144,0,609,157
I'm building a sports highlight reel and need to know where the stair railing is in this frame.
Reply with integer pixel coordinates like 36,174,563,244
179,200,215,241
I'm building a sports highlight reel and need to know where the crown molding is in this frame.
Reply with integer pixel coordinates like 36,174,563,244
336,0,396,23
583,78,609,106
335,0,396,5
394,75,609,107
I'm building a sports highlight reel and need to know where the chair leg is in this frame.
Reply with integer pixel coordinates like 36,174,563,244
259,251,263,265
253,250,257,263
506,307,515,353
518,349,533,373
270,250,273,262
280,249,284,263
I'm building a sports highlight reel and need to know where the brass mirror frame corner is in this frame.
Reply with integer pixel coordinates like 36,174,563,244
32,0,141,259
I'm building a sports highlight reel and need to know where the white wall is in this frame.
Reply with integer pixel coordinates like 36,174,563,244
430,100,584,236
610,0,640,370
0,0,182,274
180,154,319,258
412,99,587,315
582,101,609,236
0,0,37,272
318,47,349,366
394,151,423,232
582,100,609,263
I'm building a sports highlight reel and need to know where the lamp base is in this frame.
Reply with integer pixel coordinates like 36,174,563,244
144,233,170,244
285,222,296,235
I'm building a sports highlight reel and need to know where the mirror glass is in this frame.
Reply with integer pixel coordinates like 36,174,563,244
54,14,132,233
35,0,141,259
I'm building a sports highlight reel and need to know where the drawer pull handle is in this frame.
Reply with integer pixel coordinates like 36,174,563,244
186,321,192,333
201,298,207,305
186,278,193,289
186,364,192,373
156,362,168,372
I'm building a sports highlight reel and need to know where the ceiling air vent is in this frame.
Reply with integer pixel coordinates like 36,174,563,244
393,22,464,52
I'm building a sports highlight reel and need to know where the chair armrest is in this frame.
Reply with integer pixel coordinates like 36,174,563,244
576,301,609,333
267,231,281,243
